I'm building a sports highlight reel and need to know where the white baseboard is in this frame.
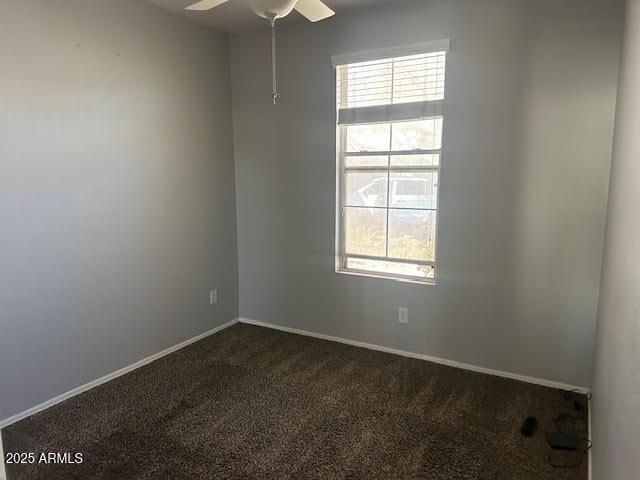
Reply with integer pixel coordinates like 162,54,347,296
0,316,589,440
239,318,590,394
0,319,239,431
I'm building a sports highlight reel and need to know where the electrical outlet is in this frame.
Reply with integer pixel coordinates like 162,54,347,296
210,289,218,305
398,307,409,324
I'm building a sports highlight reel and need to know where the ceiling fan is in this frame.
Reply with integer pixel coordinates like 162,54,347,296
185,0,336,105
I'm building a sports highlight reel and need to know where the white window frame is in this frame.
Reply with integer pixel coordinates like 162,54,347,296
332,40,450,285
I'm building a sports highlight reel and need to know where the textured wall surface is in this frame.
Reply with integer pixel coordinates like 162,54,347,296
0,0,238,421
231,0,623,387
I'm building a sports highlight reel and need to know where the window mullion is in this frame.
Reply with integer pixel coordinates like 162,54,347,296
385,124,392,258
343,149,441,157
345,166,439,172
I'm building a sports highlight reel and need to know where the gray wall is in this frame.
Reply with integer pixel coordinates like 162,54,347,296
231,0,623,387
0,0,238,421
591,0,640,477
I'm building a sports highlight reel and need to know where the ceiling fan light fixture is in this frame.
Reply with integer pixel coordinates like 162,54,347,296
184,0,336,105
248,0,298,20
184,0,335,22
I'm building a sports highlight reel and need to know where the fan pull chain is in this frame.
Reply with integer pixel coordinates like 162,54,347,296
271,19,280,106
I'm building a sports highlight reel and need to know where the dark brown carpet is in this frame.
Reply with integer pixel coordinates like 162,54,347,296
2,323,588,479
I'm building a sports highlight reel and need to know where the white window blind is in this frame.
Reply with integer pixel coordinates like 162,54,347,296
336,52,446,109
334,42,448,283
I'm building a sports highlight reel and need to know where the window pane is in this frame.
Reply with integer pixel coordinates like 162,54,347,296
390,172,438,209
344,207,386,257
345,155,388,168
390,154,439,167
391,118,443,151
337,51,447,282
346,257,435,279
345,171,388,207
388,209,436,262
346,124,390,152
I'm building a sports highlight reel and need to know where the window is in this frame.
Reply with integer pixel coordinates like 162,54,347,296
333,41,448,284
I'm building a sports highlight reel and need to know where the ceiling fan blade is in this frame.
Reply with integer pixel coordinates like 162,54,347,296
294,0,335,22
185,0,229,11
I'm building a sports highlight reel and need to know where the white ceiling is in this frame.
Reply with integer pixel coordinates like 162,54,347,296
147,0,396,34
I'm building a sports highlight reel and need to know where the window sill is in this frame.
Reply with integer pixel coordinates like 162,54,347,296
336,268,436,286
